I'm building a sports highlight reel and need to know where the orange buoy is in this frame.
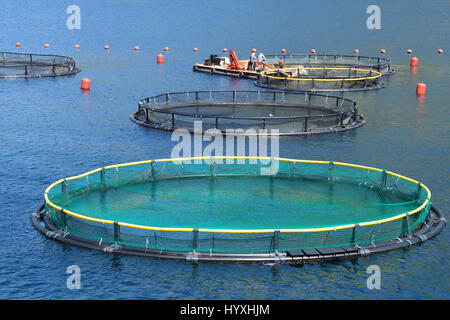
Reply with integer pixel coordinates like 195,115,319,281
252,48,256,53
193,47,198,52
223,48,227,52
416,83,426,95
281,48,286,54
407,49,412,54
134,46,140,51
410,56,419,67
380,49,386,54
438,48,443,54
75,44,80,50
311,49,316,54
104,45,110,50
354,49,359,54
164,46,169,52
81,78,91,90
16,42,21,47
157,54,164,64
44,43,50,49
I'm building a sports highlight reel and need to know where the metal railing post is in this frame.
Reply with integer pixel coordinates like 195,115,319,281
273,230,280,252
351,224,359,245
328,161,335,181
62,179,68,193
381,170,387,192
192,228,199,251
101,168,106,185
60,209,67,229
402,214,410,235
114,222,121,243
151,161,156,180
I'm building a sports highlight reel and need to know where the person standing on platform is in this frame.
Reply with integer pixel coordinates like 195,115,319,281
257,52,266,70
249,49,257,71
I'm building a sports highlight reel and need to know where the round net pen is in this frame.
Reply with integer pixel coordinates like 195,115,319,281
0,51,81,78
130,90,365,136
31,157,445,264
255,67,385,92
266,53,394,76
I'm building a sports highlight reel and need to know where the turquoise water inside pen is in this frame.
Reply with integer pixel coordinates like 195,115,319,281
58,176,419,229
0,0,449,299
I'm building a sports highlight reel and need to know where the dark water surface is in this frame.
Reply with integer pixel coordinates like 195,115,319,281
0,0,448,299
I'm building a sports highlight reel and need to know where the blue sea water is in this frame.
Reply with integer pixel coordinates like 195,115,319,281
0,0,448,299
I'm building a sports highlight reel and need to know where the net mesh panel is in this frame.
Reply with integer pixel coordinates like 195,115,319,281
46,159,430,254
137,91,360,135
0,52,78,77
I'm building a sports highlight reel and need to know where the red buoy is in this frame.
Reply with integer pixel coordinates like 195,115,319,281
416,83,426,96
380,49,386,54
311,49,316,54
134,46,140,51
104,45,110,50
81,78,91,90
354,49,359,54
410,56,419,67
44,43,50,49
75,44,80,50
16,42,21,47
157,54,164,64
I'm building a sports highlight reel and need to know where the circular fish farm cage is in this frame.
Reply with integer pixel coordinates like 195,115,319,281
255,67,385,92
31,157,445,264
130,90,364,135
266,53,394,76
0,51,80,78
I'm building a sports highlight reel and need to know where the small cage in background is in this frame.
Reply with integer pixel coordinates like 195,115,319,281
255,67,385,92
0,51,81,78
265,53,394,76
